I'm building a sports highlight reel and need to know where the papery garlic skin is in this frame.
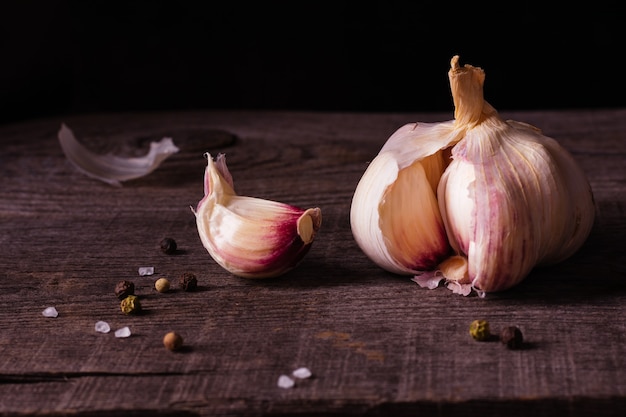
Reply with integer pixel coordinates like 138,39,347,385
439,117,596,292
193,153,322,279
351,55,595,294
58,124,179,186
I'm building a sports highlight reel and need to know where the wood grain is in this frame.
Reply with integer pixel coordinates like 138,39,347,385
0,109,625,416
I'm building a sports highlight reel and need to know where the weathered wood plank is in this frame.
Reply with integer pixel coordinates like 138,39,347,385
0,109,625,416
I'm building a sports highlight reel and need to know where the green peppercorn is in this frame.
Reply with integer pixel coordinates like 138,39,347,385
469,319,491,341
163,331,184,351
500,326,524,349
179,272,198,292
120,295,142,315
114,280,135,300
155,277,170,293
160,237,177,254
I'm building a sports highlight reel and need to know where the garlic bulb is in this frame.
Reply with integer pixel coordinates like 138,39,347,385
193,153,322,278
350,56,595,294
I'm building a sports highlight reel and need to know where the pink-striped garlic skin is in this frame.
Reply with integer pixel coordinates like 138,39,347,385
439,118,595,293
194,153,321,279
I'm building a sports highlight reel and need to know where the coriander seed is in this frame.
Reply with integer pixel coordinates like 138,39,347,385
163,331,184,351
120,295,142,315
500,326,523,349
114,280,135,299
160,237,177,254
179,272,198,292
155,277,170,293
469,319,491,341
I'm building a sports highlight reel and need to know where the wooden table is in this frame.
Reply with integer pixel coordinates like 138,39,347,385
1,109,624,416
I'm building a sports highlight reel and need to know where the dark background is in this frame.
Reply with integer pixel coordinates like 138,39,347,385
1,1,623,126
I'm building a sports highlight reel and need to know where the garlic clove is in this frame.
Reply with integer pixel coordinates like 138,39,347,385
350,122,461,274
193,153,321,278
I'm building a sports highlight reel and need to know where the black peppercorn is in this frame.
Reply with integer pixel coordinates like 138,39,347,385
500,326,523,349
179,272,198,291
114,280,135,299
160,237,177,254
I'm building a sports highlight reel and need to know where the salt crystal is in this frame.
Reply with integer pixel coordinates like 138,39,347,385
292,367,312,379
114,326,131,338
277,375,295,389
42,307,58,318
95,321,111,333
138,266,154,276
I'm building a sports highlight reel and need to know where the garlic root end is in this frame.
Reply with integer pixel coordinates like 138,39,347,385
297,208,322,244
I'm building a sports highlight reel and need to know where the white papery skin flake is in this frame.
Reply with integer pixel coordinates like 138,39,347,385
58,123,179,186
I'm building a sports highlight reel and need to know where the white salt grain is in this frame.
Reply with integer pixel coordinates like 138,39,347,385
277,375,295,389
138,266,154,276
94,321,111,333
292,367,312,379
114,326,131,338
42,307,58,318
